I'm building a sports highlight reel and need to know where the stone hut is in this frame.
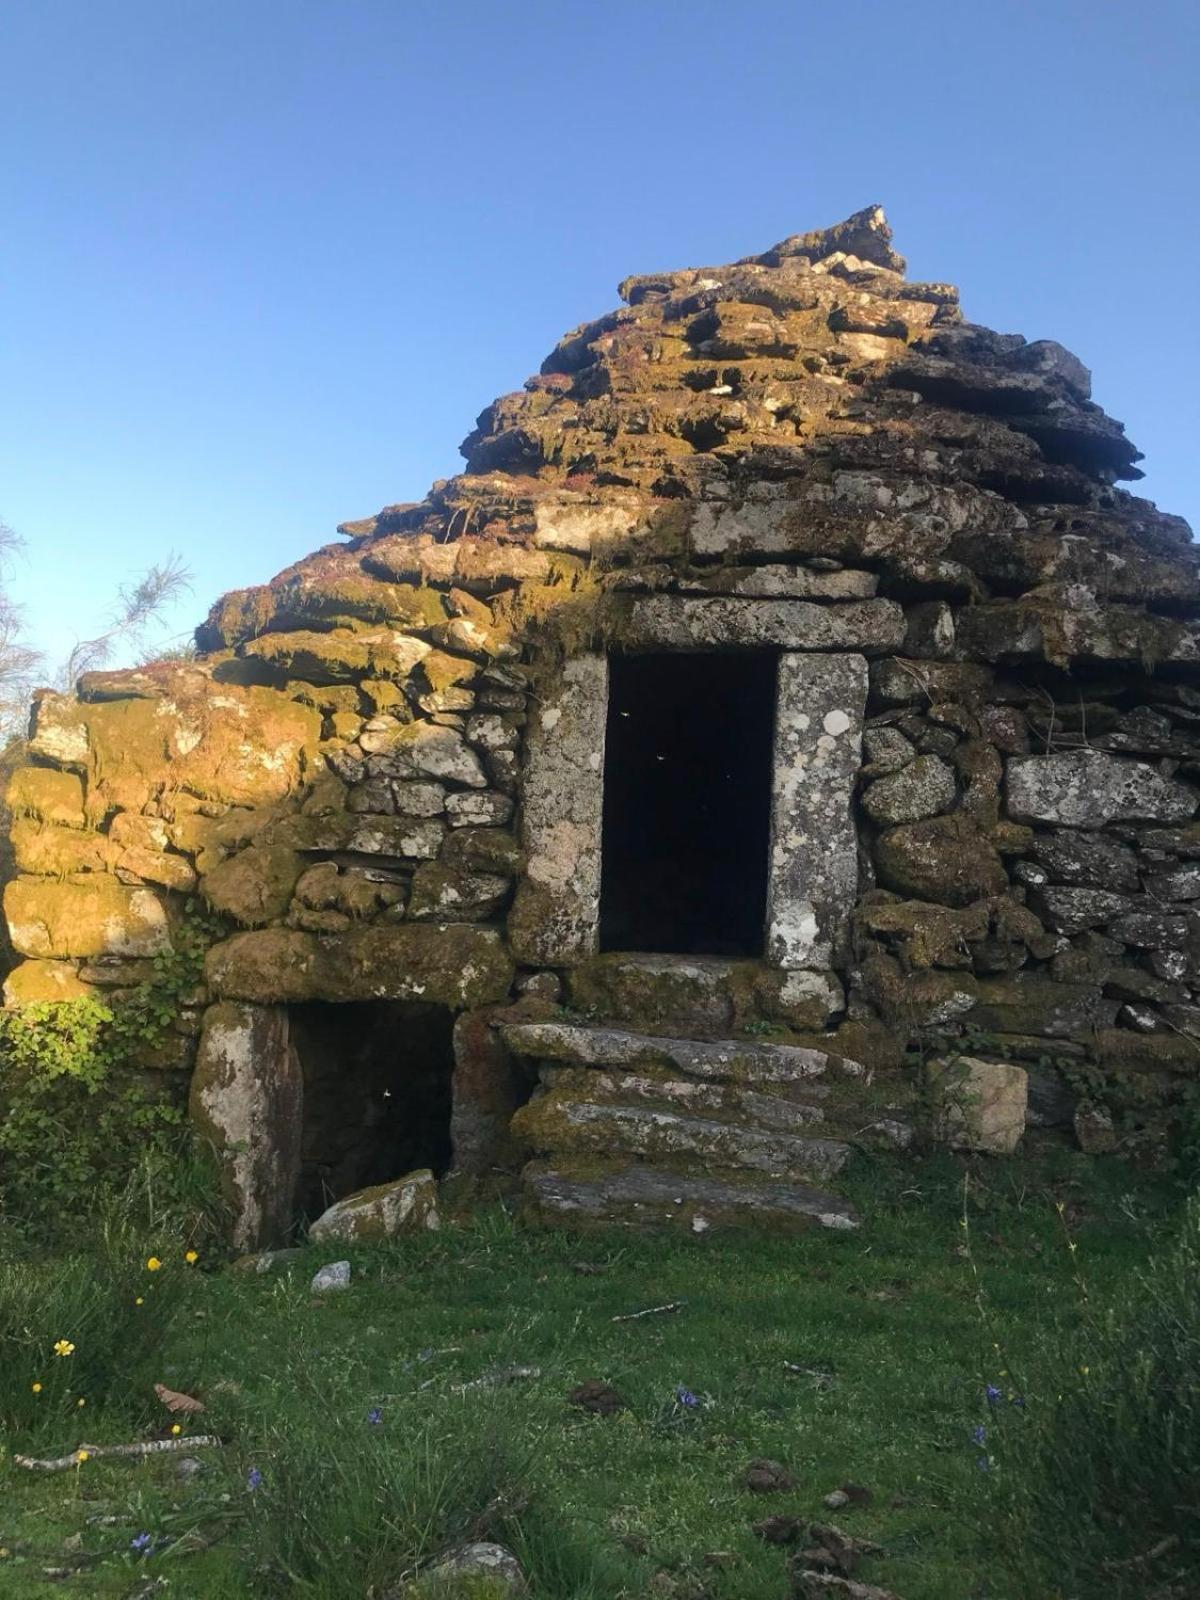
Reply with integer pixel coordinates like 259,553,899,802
7,206,1200,1246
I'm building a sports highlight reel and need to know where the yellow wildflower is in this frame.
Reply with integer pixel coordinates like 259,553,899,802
76,1450,89,1463
77,1397,86,1408
171,1423,182,1436
53,1339,75,1357
184,1250,199,1264
146,1257,162,1272
1080,1365,1090,1375
135,1297,144,1306
31,1382,42,1394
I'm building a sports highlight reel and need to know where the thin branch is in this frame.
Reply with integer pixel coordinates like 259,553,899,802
13,1434,222,1473
62,553,192,687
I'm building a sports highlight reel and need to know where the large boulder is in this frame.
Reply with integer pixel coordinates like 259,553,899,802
307,1170,440,1242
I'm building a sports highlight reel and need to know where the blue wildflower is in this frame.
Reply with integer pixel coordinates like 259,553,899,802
130,1532,152,1554
976,1455,991,1472
367,1407,383,1426
246,1467,262,1491
971,1424,987,1446
985,1383,1002,1406
675,1386,699,1408
1011,1394,1026,1408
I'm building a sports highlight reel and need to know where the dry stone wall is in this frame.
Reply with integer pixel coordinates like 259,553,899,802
6,206,1200,1240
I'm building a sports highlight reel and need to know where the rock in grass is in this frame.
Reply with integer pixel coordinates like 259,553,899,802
308,1170,440,1243
743,1457,797,1493
824,1483,873,1509
790,1571,902,1600
231,1248,305,1275
310,1259,351,1294
754,1514,803,1544
568,1378,626,1415
425,1541,526,1593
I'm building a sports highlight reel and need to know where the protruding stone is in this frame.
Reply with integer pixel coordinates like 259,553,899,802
929,1056,1027,1154
1007,751,1197,829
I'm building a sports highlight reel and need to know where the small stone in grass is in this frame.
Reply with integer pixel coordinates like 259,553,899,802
310,1260,351,1294
175,1456,206,1480
823,1490,851,1510
743,1457,797,1493
568,1378,626,1415
571,1261,608,1275
790,1569,902,1599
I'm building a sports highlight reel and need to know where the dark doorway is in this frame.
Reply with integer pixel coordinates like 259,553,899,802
599,651,777,957
289,1001,454,1221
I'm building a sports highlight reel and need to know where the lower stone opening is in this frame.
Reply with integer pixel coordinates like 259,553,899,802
599,649,777,957
289,1000,455,1221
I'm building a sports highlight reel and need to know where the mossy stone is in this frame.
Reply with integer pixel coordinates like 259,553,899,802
6,766,85,828
201,844,305,927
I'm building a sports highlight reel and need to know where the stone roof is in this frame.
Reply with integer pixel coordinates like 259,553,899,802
189,204,1196,675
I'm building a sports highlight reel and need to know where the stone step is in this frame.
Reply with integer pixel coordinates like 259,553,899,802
513,1088,851,1185
524,1159,859,1232
564,954,743,1033
500,1020,864,1087
561,953,844,1036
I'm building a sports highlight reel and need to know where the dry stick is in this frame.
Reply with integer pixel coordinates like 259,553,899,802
611,1300,686,1323
13,1434,223,1474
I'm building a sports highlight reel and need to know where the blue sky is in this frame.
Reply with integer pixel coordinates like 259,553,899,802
2,0,1197,674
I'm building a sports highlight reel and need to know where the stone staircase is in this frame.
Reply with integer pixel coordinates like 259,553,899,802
499,955,910,1232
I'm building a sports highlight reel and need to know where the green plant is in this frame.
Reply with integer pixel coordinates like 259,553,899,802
0,902,225,1235
964,1190,1200,1597
0,1226,195,1446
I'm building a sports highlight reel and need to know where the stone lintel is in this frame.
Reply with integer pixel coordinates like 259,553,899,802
625,596,904,653
205,923,515,1007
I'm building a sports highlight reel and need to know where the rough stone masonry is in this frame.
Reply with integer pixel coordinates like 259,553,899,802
6,206,1200,1247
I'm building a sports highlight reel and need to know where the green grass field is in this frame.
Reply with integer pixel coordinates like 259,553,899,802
0,1151,1190,1599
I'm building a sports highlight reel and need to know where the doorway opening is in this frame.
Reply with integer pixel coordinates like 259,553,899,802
288,1001,455,1222
599,650,777,957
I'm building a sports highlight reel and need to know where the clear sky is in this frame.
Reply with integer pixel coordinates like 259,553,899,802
2,0,1197,675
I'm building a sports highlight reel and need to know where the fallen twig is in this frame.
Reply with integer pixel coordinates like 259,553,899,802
14,1435,222,1474
612,1300,685,1323
451,1364,542,1394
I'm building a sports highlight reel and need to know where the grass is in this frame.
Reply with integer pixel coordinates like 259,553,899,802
0,1150,1190,1599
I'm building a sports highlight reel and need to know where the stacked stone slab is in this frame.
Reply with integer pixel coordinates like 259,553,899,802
6,206,1199,1244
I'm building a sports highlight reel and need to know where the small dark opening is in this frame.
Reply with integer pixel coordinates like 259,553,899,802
289,1001,454,1221
599,650,776,957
